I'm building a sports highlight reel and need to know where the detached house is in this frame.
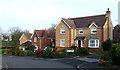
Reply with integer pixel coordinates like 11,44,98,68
19,33,32,50
113,24,120,43
54,8,113,51
19,33,32,45
32,29,55,51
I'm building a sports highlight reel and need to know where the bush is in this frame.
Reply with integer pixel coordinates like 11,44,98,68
102,39,112,51
51,51,66,58
75,48,89,56
3,49,12,55
15,47,19,56
99,59,112,66
29,45,36,52
27,50,35,56
100,53,111,60
43,48,52,58
35,50,43,57
110,43,120,65
2,49,8,54
58,49,67,53
19,50,27,57
70,46,77,50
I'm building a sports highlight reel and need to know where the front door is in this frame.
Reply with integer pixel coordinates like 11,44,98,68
78,40,81,48
78,40,84,48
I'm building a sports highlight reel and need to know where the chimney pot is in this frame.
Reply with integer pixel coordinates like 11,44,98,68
108,8,109,11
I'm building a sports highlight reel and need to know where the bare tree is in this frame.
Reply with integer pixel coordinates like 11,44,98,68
48,23,56,30
8,26,30,46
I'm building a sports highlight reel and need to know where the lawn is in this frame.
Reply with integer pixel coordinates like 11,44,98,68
88,51,109,55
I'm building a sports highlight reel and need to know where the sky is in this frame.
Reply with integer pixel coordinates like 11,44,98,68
0,0,119,33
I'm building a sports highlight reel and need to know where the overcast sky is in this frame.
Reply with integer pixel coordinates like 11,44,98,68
0,0,119,33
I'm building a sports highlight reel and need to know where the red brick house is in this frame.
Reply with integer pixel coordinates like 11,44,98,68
54,8,113,51
32,29,55,51
113,24,120,43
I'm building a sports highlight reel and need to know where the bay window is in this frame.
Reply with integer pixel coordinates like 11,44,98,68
89,39,99,48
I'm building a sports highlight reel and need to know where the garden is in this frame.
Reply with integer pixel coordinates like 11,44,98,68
2,45,89,58
99,39,120,68
35,46,89,58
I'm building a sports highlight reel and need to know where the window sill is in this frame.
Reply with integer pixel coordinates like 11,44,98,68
88,46,99,48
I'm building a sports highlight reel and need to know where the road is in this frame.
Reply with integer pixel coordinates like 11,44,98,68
2,55,83,70
2,55,113,70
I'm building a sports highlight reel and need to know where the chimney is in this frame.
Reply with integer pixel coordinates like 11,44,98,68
44,28,47,38
106,8,112,40
106,8,111,17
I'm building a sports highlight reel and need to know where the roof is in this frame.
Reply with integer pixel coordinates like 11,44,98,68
62,14,107,28
19,41,32,47
24,33,32,40
35,30,55,38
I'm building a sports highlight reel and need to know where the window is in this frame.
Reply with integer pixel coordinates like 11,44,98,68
91,28,97,34
60,39,65,47
60,28,65,34
34,37,37,42
79,29,83,34
72,40,74,43
89,39,99,48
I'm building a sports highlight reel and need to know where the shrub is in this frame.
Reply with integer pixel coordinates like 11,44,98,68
15,47,19,56
58,49,67,53
19,50,27,57
100,53,111,60
51,51,66,58
57,51,66,58
43,48,52,58
29,45,36,52
99,53,112,66
70,46,77,50
35,50,43,57
75,48,89,56
110,43,120,65
102,39,112,51
99,59,112,66
27,50,35,56
2,49,8,54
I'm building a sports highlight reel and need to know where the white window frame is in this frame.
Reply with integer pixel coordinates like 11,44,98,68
79,29,83,34
76,40,78,47
81,40,84,47
91,28,97,34
88,39,99,48
60,39,65,47
60,28,65,34
34,37,37,42
72,40,74,43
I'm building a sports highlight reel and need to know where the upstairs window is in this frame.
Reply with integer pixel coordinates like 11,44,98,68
34,37,37,42
60,28,65,34
91,28,97,34
79,29,83,34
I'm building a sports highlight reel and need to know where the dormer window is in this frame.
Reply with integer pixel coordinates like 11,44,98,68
91,28,97,34
79,29,83,34
60,28,65,34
